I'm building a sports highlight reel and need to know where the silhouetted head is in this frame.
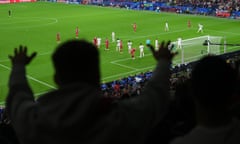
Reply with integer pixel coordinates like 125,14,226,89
52,39,100,88
191,55,237,109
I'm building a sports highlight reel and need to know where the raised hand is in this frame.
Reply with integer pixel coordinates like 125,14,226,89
9,45,37,65
147,40,177,61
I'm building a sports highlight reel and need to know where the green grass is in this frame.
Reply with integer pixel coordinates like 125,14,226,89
0,2,240,105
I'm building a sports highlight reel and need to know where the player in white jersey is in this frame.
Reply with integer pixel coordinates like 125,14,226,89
112,32,115,42
165,21,169,31
197,23,203,33
177,37,182,49
155,38,158,50
139,43,144,58
116,38,121,52
97,37,101,48
127,40,132,53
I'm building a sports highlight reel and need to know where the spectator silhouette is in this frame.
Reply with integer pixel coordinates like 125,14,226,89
0,109,19,144
145,78,195,144
171,55,240,144
6,39,176,144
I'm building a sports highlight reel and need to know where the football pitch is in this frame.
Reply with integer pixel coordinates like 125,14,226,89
0,2,240,105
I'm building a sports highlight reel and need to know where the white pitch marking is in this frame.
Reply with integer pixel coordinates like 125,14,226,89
0,63,56,89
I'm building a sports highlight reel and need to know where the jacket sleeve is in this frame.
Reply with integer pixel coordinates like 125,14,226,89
142,58,171,126
6,64,37,141
116,58,171,128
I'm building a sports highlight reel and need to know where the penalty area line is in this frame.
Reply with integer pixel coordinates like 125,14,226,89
110,53,153,71
0,63,57,90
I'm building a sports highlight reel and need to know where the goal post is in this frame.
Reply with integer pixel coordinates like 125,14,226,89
172,35,222,65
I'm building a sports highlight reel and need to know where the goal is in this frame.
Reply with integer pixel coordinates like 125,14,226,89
206,35,222,55
172,35,222,65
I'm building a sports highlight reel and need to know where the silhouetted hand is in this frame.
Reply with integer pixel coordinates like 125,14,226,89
9,45,37,66
147,40,177,61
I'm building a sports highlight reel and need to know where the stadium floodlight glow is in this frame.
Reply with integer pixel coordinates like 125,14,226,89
203,40,240,46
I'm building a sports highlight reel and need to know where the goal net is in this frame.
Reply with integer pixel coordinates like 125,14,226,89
172,35,222,65
206,36,222,55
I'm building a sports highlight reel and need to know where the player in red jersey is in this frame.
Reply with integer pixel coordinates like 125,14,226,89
130,48,136,59
75,26,79,39
119,40,123,53
93,37,97,47
8,9,12,17
132,22,137,32
56,32,61,44
188,20,191,28
105,38,109,50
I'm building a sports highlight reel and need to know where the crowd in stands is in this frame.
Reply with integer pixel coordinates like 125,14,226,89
89,0,240,18
101,71,153,100
53,0,240,17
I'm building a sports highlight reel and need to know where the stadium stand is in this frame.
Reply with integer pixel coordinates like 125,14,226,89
28,0,239,18
0,0,36,4
0,0,240,143
0,43,239,144
84,0,240,19
3,48,239,144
